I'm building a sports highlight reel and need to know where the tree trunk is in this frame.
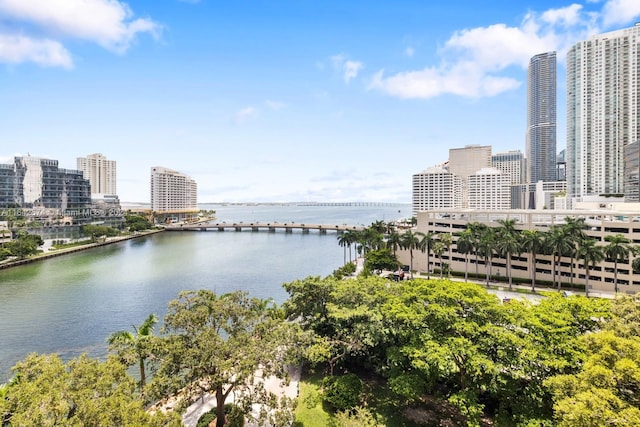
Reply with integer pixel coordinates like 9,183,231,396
585,266,590,297
216,385,226,427
531,255,537,292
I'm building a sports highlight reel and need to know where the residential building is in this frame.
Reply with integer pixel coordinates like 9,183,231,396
150,166,198,222
467,168,510,210
412,167,463,216
566,24,640,201
526,51,557,183
8,156,92,209
0,156,120,239
448,145,492,208
492,150,525,185
77,153,117,196
624,140,640,202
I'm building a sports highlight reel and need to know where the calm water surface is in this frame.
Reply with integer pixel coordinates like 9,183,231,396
0,204,410,381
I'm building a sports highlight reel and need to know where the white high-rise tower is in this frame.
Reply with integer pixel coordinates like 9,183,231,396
77,153,117,196
566,24,640,200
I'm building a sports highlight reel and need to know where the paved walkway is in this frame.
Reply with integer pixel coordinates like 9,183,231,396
181,365,301,427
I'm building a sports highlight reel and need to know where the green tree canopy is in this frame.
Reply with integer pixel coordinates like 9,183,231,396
0,353,180,426
150,290,301,427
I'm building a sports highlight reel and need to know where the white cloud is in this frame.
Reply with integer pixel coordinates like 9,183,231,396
0,0,160,67
369,3,629,100
602,0,640,27
331,54,364,84
265,100,286,110
404,46,415,57
235,106,257,124
0,34,73,68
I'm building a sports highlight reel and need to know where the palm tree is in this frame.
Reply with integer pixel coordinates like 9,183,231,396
400,230,422,279
438,233,452,278
562,217,588,286
520,229,544,292
341,229,358,262
467,222,486,277
605,233,632,294
386,230,403,256
576,238,604,297
455,229,474,282
337,233,349,265
546,225,574,290
432,241,446,278
108,313,158,391
418,231,435,279
496,219,520,291
475,226,495,286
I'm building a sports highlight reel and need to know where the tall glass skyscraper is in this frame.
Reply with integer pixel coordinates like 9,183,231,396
526,51,557,184
566,24,640,199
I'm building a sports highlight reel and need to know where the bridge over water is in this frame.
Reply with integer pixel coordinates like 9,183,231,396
164,221,364,234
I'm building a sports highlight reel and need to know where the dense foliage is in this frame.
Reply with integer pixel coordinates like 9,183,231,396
125,213,153,231
283,275,631,426
0,354,181,426
0,232,43,259
81,224,120,241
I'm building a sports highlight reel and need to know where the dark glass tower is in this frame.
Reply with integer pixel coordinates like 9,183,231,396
526,51,557,184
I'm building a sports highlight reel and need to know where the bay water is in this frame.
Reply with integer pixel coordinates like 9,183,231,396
0,203,410,382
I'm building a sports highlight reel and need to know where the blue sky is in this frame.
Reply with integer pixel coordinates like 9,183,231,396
2,0,640,203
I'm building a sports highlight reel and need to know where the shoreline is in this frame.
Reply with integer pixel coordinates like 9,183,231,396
0,228,165,270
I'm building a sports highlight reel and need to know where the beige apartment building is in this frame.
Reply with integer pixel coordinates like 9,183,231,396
399,206,640,295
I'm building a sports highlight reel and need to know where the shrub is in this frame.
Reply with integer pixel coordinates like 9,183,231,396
196,404,244,427
322,374,362,411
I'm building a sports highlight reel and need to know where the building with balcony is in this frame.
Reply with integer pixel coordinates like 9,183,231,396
566,24,640,201
77,153,117,196
150,166,198,223
412,167,463,216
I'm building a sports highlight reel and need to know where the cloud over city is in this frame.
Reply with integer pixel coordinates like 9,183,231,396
369,1,640,99
0,0,161,67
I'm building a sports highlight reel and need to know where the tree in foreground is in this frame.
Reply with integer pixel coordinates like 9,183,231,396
0,353,180,426
150,290,301,427
108,313,158,393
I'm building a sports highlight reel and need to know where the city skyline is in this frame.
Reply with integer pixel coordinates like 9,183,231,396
2,1,640,203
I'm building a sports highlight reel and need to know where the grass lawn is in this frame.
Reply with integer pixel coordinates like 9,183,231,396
293,372,333,427
292,370,426,427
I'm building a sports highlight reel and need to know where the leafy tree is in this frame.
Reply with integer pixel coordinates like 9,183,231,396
382,279,521,424
545,331,640,426
0,353,180,426
3,232,43,259
108,313,158,392
332,406,378,427
151,290,300,427
125,213,152,232
82,224,119,241
322,374,362,411
363,248,400,273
